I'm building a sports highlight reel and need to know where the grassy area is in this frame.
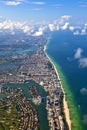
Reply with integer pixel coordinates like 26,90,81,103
0,104,20,130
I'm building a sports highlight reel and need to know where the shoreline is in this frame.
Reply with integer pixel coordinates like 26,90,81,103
44,45,71,130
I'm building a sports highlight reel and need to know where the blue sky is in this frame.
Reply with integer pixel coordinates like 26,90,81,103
0,0,87,24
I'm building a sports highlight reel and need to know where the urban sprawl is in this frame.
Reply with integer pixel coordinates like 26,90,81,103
0,36,68,130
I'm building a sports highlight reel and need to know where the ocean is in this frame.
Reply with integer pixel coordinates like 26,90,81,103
46,30,87,130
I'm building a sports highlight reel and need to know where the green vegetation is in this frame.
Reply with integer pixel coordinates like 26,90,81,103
0,104,20,130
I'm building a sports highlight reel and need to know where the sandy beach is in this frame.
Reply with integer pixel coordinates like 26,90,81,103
44,45,71,130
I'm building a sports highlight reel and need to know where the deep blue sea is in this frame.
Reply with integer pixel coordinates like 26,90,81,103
46,30,87,130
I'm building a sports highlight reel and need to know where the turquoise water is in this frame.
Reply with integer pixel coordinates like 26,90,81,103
46,31,87,130
0,45,37,71
15,46,37,54
0,46,37,55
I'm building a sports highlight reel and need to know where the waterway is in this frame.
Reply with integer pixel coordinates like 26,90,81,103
3,81,49,130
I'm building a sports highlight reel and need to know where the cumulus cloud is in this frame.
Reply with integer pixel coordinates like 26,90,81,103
72,24,87,35
32,25,48,36
1,16,87,37
39,26,47,32
0,15,73,35
79,58,87,68
59,15,71,25
74,48,87,68
69,26,75,31
74,48,83,59
48,23,60,31
48,24,55,31
73,30,80,35
61,22,69,30
32,31,43,36
61,15,71,20
0,20,34,35
0,20,22,30
21,25,30,33
85,23,87,28
81,29,86,35
80,88,87,95
0,19,48,36
81,28,87,35
47,16,71,32
32,27,46,36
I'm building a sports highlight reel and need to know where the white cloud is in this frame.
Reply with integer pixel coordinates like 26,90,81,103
32,31,43,36
0,20,33,35
56,25,60,30
48,24,55,31
47,15,71,32
61,22,69,30
80,88,87,95
2,0,45,6
80,27,87,35
32,8,43,11
39,26,47,32
5,1,21,6
0,20,48,36
74,48,83,59
81,29,86,35
72,26,82,35
1,17,87,37
32,27,46,36
28,1,45,5
72,24,87,36
21,25,30,33
59,15,71,24
79,58,87,68
0,20,22,30
69,26,75,31
74,48,87,68
61,15,71,20
73,30,80,35
0,15,71,34
85,23,87,27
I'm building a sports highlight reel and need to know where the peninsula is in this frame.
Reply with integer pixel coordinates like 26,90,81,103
0,35,71,130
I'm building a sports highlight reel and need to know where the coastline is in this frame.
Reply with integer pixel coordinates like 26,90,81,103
44,45,71,130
